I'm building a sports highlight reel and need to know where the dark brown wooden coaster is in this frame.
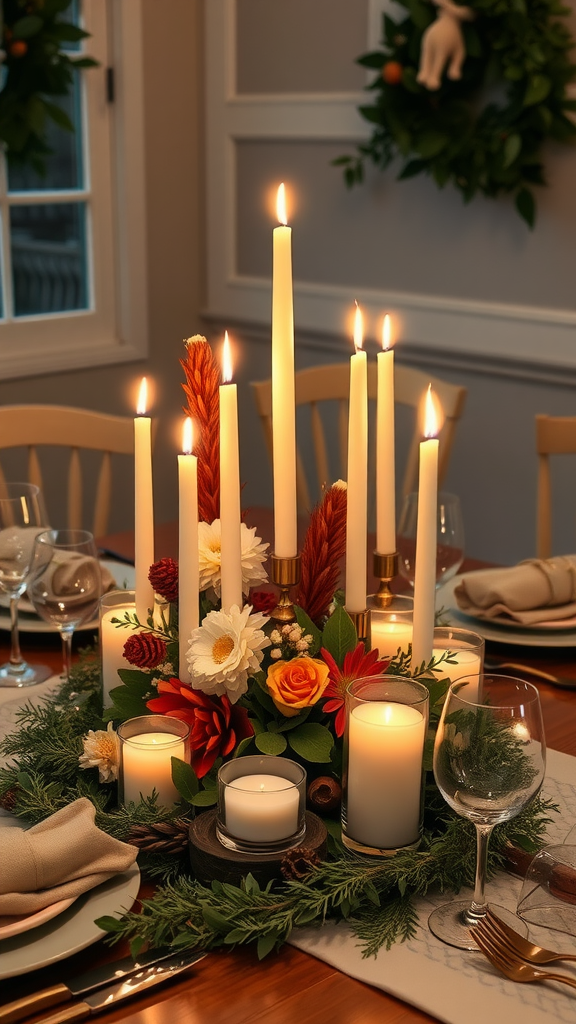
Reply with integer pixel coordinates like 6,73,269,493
188,810,328,886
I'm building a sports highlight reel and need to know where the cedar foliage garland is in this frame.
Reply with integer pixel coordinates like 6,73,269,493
335,0,576,227
180,335,221,524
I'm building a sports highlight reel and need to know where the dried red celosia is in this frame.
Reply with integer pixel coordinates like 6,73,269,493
180,335,221,524
123,633,167,669
295,482,348,626
148,557,179,604
146,680,254,778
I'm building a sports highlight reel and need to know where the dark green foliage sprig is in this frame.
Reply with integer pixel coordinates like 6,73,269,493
0,0,98,173
335,0,576,226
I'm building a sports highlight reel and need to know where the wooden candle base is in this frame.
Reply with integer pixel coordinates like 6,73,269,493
189,810,328,886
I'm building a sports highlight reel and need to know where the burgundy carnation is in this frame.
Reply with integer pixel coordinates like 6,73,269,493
148,557,178,603
146,680,253,778
123,632,167,669
250,589,277,614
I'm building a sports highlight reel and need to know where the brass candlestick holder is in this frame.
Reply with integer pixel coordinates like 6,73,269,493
270,554,301,623
347,609,368,641
371,551,400,609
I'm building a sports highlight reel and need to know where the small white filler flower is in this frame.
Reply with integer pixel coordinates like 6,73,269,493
79,722,120,783
186,604,270,702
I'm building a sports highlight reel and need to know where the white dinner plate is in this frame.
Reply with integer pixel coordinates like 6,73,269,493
0,861,140,979
0,560,135,634
436,575,576,648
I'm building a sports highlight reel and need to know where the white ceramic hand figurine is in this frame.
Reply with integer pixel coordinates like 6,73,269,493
417,0,474,91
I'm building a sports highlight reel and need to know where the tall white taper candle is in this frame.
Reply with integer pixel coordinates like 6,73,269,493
178,417,199,683
345,304,368,615
134,377,154,623
411,386,441,668
272,183,297,559
219,332,243,611
376,314,396,554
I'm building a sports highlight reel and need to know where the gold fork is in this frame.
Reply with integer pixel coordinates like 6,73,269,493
473,927,576,990
482,909,576,965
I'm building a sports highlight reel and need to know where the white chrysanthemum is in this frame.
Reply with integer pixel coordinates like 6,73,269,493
186,604,270,702
198,520,269,598
79,722,119,783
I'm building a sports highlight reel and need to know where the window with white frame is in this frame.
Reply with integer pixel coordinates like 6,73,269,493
0,0,147,381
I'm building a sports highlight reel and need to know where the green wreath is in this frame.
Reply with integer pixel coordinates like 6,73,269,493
0,0,97,174
335,0,576,227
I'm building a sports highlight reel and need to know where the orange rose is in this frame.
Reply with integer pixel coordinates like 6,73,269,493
266,658,330,717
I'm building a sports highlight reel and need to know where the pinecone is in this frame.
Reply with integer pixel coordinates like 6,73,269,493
281,847,321,881
128,818,190,854
307,777,341,814
0,787,18,812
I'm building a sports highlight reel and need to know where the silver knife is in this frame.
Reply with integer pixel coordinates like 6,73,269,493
21,950,207,1024
0,948,204,1024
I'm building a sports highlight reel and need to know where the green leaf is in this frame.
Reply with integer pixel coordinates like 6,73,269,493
16,772,33,792
257,931,280,959
52,23,90,42
503,133,521,169
524,75,551,107
233,735,254,757
398,159,427,179
357,52,386,70
515,187,536,228
117,669,153,690
43,101,74,132
171,757,199,801
13,16,44,39
416,133,449,159
255,731,287,756
288,723,334,763
103,685,150,723
201,904,232,934
294,606,322,655
94,915,125,933
190,789,218,807
321,605,357,667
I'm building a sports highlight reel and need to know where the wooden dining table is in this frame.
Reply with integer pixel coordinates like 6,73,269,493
1,511,575,1024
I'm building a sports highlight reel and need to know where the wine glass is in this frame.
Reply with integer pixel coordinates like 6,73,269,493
0,482,51,687
397,491,464,590
428,674,546,950
28,529,102,680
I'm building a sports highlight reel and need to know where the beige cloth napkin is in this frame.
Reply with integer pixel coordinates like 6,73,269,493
454,555,576,625
40,551,116,608
0,798,137,915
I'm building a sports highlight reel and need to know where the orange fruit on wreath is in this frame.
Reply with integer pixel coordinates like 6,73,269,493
9,40,28,58
382,61,403,85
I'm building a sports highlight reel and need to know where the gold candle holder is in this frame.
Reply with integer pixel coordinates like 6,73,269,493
371,551,400,609
270,554,301,623
347,609,368,641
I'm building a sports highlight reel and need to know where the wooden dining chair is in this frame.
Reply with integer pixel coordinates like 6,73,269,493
0,405,137,536
251,363,467,512
535,413,576,559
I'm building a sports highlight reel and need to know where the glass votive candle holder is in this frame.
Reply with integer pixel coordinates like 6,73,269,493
118,715,190,808
216,755,306,855
342,675,429,856
100,589,137,708
368,595,413,660
431,626,485,701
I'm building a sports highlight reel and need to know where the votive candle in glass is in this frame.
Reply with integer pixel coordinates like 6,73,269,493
342,676,428,855
217,755,306,854
368,595,413,661
100,589,138,709
431,626,484,702
118,715,190,807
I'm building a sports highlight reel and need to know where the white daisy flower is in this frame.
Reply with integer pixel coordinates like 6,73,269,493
79,722,120,783
197,520,269,598
186,604,270,702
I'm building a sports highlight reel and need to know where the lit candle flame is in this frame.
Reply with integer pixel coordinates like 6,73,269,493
182,416,193,455
423,385,443,439
276,183,287,226
222,331,233,383
353,301,363,352
137,377,148,416
382,314,391,351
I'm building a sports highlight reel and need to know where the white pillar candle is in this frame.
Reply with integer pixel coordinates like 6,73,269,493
411,386,442,668
345,305,368,615
347,702,426,849
219,332,243,612
272,183,297,559
101,600,137,708
224,774,299,843
376,314,396,554
134,377,155,623
121,732,185,807
178,417,199,683
432,648,481,701
371,616,413,660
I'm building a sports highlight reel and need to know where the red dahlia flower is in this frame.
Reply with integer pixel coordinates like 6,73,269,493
146,679,253,778
321,642,390,737
123,632,167,669
148,558,179,604
250,589,277,614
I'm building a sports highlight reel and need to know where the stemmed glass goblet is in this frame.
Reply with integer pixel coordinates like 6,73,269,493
398,491,464,590
0,482,51,687
28,529,102,680
428,674,546,950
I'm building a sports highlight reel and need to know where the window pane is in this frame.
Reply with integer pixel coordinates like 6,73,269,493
7,76,84,192
10,203,88,316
